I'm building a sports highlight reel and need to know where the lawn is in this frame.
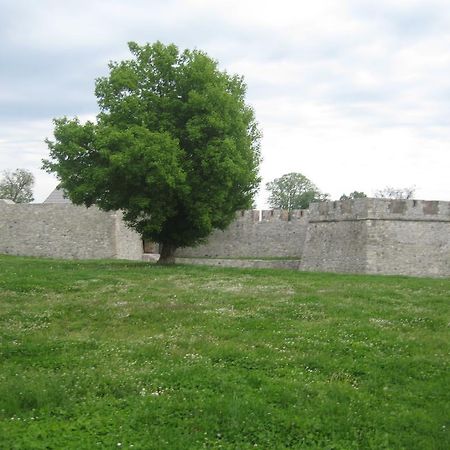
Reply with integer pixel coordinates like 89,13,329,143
0,255,449,449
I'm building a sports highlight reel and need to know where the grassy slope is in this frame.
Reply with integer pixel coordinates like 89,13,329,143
0,255,449,449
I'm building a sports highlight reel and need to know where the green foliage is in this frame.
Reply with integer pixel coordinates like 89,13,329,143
0,169,34,203
266,172,328,210
43,42,261,259
1,255,449,449
340,191,367,200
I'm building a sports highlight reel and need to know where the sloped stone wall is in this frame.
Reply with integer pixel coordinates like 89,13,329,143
365,200,450,277
300,199,450,277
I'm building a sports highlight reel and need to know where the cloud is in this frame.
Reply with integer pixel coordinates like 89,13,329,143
1,0,450,204
349,0,450,39
0,119,57,201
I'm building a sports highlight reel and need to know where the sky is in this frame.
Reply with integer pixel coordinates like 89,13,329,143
1,0,449,206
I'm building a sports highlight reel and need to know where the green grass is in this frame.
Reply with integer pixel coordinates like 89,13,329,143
0,255,449,449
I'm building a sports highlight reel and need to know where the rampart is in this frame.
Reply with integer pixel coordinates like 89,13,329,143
175,209,309,258
300,199,450,276
0,202,142,260
175,199,449,277
0,198,449,277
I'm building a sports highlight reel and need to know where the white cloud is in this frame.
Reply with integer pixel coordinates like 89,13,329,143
0,0,449,206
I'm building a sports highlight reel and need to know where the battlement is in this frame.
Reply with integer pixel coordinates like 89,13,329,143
261,209,308,221
236,209,308,222
309,198,450,222
235,199,450,224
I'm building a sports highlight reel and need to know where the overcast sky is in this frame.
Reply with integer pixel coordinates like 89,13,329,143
1,0,449,206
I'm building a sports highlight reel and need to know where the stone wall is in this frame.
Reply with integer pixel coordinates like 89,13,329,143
300,199,371,273
0,202,142,260
300,199,450,277
176,209,309,258
114,211,144,260
0,198,449,277
300,220,368,273
365,200,450,277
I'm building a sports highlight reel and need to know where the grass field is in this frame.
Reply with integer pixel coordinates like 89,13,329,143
0,255,449,449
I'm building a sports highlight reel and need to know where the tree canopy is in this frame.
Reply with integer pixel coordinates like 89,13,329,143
0,169,34,203
43,42,261,263
266,172,328,211
340,191,367,201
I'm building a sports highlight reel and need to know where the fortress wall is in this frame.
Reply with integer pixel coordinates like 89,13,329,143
365,200,450,277
300,220,368,273
1,199,449,277
175,209,309,258
300,199,450,276
366,220,450,277
0,202,141,260
299,199,371,273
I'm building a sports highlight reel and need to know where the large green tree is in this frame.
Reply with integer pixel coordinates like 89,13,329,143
43,42,261,264
0,169,34,203
266,172,328,211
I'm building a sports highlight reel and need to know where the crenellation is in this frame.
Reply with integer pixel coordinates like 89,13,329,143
261,209,276,221
289,209,308,219
370,199,450,221
251,209,260,222
422,201,439,215
308,198,450,223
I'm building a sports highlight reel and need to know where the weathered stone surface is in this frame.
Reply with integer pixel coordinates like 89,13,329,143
300,220,368,273
366,220,449,277
388,200,407,214
301,198,450,277
422,201,439,215
175,209,309,258
0,203,142,260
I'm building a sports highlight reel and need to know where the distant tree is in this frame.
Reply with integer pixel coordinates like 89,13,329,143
43,41,261,264
340,191,367,201
266,172,329,211
374,186,415,199
0,169,34,203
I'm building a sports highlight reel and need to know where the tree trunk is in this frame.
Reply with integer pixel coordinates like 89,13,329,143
157,242,177,265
